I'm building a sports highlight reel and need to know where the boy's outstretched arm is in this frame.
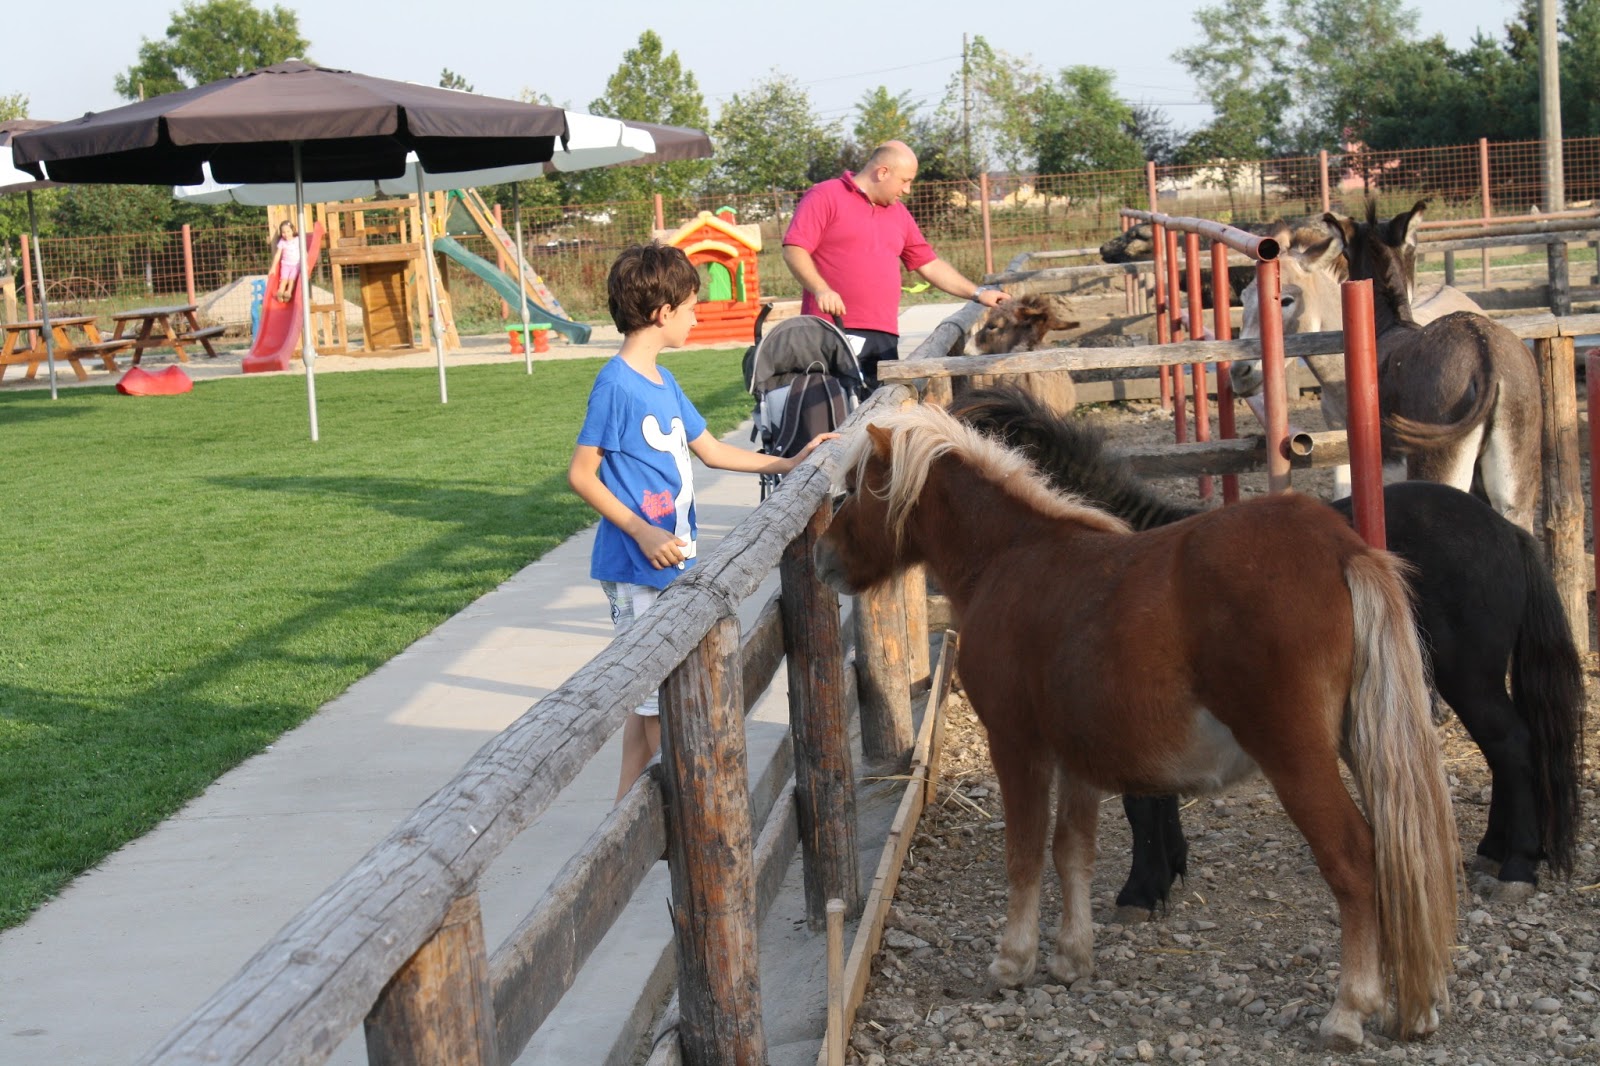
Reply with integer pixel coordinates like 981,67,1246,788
688,431,839,476
568,444,689,569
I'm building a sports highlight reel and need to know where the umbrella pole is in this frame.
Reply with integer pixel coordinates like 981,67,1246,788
294,143,319,442
26,191,58,400
514,184,532,375
417,170,448,404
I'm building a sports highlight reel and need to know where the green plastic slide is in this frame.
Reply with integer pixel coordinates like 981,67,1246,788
433,236,593,344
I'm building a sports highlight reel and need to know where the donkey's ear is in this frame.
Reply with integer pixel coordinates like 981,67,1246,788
1298,218,1344,271
866,423,893,457
1323,212,1358,248
1387,199,1428,250
1269,221,1293,247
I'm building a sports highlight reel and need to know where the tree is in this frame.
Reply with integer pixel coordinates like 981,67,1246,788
1174,0,1294,157
1125,104,1182,166
853,86,917,148
1029,67,1144,175
581,31,711,203
1281,0,1420,144
114,0,308,100
710,74,838,196
0,92,25,123
438,68,474,93
947,36,1046,173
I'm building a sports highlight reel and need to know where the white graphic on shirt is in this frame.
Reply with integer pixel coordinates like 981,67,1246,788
641,415,697,562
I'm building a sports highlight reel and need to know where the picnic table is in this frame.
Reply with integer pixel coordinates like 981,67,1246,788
0,315,134,383
110,304,226,365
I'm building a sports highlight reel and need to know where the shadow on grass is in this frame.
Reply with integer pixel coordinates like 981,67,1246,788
0,390,108,425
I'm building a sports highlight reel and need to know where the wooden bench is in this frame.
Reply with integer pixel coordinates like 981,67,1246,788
173,325,225,357
65,338,137,372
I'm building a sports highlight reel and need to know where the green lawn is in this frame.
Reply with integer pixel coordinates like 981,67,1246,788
0,348,750,930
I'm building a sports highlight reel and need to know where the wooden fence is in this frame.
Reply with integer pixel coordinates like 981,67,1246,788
137,385,937,1066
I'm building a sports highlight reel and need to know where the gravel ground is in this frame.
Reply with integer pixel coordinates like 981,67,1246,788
846,393,1600,1066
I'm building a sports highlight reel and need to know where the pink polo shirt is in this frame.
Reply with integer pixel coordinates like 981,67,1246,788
783,172,936,335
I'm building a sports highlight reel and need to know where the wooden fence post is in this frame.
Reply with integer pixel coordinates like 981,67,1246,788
780,500,861,926
1535,335,1588,644
855,575,913,768
1548,243,1572,315
181,223,196,308
903,564,930,689
364,892,499,1065
660,614,766,1066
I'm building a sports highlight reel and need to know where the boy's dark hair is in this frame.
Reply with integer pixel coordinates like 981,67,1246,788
608,243,699,334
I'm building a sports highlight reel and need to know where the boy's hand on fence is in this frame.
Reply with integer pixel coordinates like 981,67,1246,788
635,525,690,569
784,433,840,471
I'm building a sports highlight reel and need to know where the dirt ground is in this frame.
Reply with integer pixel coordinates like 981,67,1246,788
846,301,1600,1066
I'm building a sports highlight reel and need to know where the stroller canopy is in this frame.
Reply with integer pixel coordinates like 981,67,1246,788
744,315,865,397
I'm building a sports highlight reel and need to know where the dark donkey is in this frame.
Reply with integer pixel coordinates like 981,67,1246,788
1330,202,1543,533
951,385,1584,903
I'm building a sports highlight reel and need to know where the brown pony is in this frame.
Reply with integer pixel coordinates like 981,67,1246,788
814,404,1459,1049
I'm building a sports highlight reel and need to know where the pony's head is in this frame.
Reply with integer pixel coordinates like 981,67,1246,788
813,403,1126,595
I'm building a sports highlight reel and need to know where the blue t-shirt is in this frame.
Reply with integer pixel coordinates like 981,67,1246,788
577,357,709,589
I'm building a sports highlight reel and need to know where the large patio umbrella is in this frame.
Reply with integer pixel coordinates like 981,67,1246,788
13,61,569,441
0,120,62,399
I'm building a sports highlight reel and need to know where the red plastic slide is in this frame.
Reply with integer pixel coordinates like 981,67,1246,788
243,222,326,374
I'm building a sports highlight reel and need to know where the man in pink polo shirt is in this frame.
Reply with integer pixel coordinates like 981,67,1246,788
782,140,1010,388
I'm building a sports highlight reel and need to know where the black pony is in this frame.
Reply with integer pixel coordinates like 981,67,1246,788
950,385,1584,904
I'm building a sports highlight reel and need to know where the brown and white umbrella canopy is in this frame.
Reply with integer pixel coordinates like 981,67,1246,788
11,61,569,185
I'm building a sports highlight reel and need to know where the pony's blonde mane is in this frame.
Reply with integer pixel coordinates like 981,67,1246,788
837,403,1130,545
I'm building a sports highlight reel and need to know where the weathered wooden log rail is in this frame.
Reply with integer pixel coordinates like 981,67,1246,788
139,386,929,1066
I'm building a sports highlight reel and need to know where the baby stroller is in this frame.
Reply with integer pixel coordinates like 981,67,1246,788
743,310,867,500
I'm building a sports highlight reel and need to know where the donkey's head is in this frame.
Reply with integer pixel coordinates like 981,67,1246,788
1100,223,1155,263
971,293,1081,354
1325,201,1421,323
1230,217,1344,396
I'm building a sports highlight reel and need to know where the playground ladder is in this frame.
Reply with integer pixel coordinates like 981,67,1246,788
455,189,572,320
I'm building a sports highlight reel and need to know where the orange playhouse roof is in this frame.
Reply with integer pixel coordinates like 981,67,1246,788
660,211,762,253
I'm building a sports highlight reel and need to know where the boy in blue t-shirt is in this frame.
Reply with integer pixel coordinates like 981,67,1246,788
569,243,835,802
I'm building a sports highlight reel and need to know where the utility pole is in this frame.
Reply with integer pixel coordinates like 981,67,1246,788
962,33,972,178
1538,0,1568,311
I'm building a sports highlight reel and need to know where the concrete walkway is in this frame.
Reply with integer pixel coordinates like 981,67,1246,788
0,307,965,1064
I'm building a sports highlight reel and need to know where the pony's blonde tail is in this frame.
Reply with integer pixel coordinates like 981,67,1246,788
1343,550,1460,1038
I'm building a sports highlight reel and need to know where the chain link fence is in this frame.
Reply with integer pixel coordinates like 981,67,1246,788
12,135,1599,332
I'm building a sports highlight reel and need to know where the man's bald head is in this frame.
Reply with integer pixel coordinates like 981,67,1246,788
857,141,919,207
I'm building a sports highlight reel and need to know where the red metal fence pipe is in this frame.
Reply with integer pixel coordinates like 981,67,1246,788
1255,258,1292,494
980,173,995,276
1184,232,1213,501
181,223,196,309
1166,228,1188,442
1150,220,1172,409
1211,240,1239,504
1340,280,1386,548
20,232,34,321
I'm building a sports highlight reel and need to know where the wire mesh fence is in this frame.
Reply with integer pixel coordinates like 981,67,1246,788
12,135,1600,333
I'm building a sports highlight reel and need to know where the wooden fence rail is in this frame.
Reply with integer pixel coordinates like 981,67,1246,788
138,388,915,1066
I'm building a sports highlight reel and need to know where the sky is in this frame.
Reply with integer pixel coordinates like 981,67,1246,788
8,0,1532,137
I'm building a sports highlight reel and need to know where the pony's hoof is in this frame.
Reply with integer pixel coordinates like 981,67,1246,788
1111,904,1157,926
987,953,1035,988
1317,1011,1365,1051
1475,872,1535,904
1046,952,1093,985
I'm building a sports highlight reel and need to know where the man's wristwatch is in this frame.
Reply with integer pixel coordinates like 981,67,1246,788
971,286,994,302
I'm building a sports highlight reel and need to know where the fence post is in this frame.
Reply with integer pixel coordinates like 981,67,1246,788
1147,165,1172,411
364,892,500,1065
780,501,861,927
1535,335,1587,645
181,223,196,309
979,173,994,277
855,575,913,768
20,232,34,321
1548,243,1572,315
1255,258,1291,494
659,614,767,1066
1318,150,1330,214
654,193,665,233
1480,138,1492,287
1166,228,1188,443
1184,231,1212,501
1211,239,1239,504
902,564,929,688
1340,280,1386,549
